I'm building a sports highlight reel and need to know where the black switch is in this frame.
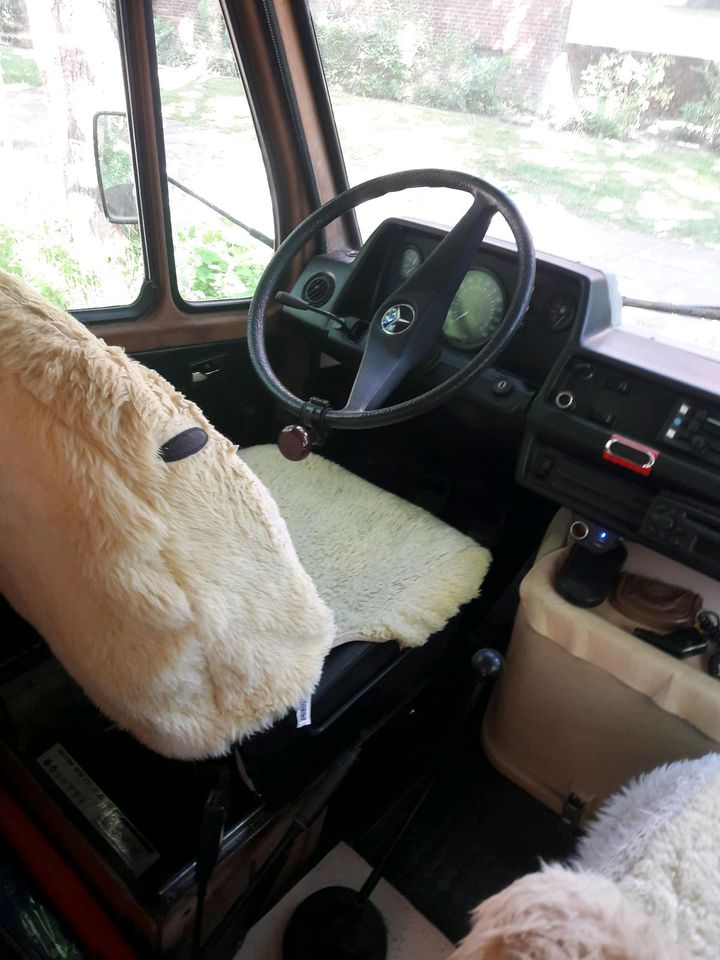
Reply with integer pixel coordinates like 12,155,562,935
572,361,594,380
607,377,632,394
492,377,514,397
588,406,615,427
535,455,555,479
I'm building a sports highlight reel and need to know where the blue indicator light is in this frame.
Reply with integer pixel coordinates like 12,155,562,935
673,417,682,427
598,530,608,540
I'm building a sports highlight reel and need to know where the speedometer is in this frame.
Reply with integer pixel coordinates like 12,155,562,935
442,268,506,351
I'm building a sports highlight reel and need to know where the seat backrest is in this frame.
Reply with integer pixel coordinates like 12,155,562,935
0,272,334,759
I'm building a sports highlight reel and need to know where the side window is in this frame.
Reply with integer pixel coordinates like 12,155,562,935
152,1,275,303
1,0,145,310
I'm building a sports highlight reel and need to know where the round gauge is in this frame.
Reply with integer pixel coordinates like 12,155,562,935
397,244,423,280
545,294,576,332
443,268,506,351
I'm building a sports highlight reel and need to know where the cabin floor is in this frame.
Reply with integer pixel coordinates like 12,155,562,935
353,751,576,943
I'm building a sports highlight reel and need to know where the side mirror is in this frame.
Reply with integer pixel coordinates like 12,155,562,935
93,111,139,224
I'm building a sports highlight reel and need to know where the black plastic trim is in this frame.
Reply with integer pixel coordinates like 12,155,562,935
116,0,156,284
92,109,139,226
66,0,160,323
139,0,185,313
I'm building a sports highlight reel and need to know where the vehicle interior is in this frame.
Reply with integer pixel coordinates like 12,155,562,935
1,1,720,958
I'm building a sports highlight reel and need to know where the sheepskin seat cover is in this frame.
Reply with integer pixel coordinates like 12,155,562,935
241,445,491,648
0,271,491,759
574,754,720,958
0,271,334,759
453,754,720,960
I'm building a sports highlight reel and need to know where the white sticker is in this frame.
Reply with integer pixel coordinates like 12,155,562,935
37,744,160,875
296,697,312,728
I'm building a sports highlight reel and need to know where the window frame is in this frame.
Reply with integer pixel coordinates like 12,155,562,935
70,0,358,348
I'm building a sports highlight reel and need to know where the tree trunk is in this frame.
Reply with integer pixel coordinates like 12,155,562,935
24,0,130,302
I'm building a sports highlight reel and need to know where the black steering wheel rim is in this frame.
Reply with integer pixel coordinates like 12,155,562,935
248,168,535,429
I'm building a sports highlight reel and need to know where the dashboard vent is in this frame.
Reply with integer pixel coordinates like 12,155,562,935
303,272,335,307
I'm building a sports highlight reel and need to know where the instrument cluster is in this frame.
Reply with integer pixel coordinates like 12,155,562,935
381,226,586,386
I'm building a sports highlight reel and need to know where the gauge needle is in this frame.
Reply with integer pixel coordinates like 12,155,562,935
455,311,472,336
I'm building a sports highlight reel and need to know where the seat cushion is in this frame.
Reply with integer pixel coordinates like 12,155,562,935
241,622,459,799
241,445,491,648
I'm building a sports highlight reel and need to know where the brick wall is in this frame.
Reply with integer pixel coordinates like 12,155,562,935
311,0,574,106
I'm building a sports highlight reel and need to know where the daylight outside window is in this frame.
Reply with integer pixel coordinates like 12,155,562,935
151,0,275,304
0,0,145,310
0,0,275,312
309,0,720,355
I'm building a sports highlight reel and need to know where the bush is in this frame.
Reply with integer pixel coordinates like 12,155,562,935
154,17,194,68
575,53,674,139
315,19,405,101
412,46,508,115
0,224,103,309
0,0,27,33
175,224,268,301
0,46,40,85
682,63,720,151
315,7,510,117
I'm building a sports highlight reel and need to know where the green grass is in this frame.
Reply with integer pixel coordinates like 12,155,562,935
331,92,720,248
0,46,40,86
160,73,254,133
122,70,720,249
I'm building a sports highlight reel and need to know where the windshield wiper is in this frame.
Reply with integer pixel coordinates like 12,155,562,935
622,297,720,322
167,175,274,249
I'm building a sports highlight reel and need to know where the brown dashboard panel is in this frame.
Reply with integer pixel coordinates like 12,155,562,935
88,301,250,353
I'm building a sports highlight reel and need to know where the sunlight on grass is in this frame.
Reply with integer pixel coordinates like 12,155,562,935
636,191,715,224
0,46,40,86
325,92,720,247
597,197,624,213
151,74,720,267
160,69,249,131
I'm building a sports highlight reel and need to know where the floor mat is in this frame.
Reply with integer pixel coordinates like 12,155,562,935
355,752,577,943
238,842,454,960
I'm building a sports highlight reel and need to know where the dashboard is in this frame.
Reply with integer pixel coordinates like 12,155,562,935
282,216,720,583
286,218,585,390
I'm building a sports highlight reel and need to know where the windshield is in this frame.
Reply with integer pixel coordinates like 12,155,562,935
309,0,720,354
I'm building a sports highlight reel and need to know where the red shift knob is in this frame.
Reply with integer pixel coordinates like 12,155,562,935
278,424,315,461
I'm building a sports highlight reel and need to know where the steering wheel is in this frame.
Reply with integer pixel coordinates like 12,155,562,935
248,169,535,444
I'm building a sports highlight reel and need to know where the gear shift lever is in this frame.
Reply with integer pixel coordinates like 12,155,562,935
282,649,504,960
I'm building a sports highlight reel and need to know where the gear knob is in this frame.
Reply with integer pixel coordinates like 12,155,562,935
278,424,315,461
471,648,504,682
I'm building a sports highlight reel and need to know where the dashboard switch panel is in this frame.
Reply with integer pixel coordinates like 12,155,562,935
641,493,720,569
661,400,720,468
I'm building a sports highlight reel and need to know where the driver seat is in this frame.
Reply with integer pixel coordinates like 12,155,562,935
0,271,490,783
238,444,490,794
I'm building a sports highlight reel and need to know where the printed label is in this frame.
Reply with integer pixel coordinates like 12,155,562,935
37,744,160,875
296,697,312,728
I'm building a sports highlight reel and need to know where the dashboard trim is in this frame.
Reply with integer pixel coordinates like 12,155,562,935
584,326,720,399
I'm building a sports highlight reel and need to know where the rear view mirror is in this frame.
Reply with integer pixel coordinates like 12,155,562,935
93,111,139,224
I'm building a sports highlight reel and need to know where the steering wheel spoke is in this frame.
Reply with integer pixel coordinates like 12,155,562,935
345,321,415,412
344,197,498,412
389,197,497,332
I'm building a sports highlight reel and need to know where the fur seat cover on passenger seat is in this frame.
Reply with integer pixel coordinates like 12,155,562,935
0,271,335,759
